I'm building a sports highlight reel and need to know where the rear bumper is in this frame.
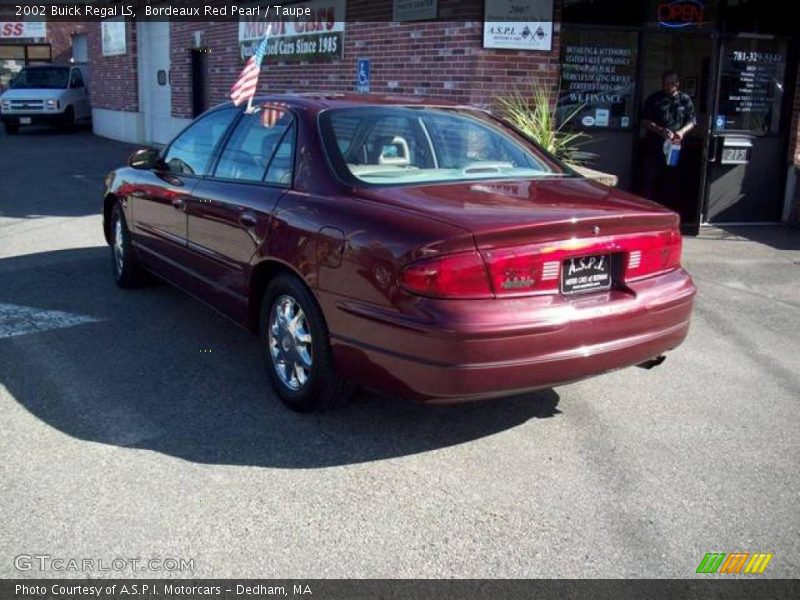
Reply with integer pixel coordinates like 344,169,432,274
324,268,696,401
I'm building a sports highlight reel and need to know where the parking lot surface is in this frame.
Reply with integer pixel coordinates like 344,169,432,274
1,128,798,578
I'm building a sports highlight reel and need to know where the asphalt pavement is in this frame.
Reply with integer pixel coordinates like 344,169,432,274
1,126,798,578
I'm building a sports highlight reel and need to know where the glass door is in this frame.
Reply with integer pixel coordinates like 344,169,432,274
635,31,715,234
704,35,790,223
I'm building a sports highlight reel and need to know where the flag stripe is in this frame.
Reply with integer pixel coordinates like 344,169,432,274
230,24,272,107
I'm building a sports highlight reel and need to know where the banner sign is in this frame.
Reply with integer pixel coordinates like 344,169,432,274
393,0,437,21
0,21,46,39
101,18,126,56
238,0,345,62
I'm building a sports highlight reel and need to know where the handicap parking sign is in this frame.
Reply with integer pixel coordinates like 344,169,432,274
356,58,370,94
716,115,725,130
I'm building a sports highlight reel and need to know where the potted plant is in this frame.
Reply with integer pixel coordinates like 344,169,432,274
495,84,618,187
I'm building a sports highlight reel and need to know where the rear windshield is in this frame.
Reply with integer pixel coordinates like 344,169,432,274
11,67,69,89
319,106,565,186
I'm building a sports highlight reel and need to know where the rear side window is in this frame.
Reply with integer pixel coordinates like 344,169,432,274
265,123,295,186
163,108,237,176
213,107,293,183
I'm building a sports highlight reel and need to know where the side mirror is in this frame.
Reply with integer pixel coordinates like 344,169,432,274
129,148,162,170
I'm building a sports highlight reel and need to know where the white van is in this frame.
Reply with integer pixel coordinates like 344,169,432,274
0,64,91,134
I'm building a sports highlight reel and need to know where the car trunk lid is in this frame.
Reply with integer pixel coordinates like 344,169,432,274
356,177,679,248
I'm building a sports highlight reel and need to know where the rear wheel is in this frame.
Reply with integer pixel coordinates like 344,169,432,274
110,202,148,288
260,274,354,412
3,121,19,135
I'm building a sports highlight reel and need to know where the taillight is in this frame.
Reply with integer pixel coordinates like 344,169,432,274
623,229,682,282
400,251,493,299
400,229,682,300
481,247,561,296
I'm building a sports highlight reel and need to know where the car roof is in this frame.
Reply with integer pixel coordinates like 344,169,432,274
216,93,486,113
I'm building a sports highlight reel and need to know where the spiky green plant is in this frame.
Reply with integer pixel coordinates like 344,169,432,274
496,85,590,166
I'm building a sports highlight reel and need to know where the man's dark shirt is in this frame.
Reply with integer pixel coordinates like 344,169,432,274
642,90,696,147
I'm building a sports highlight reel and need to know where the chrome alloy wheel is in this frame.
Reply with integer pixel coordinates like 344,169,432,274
268,295,313,391
113,216,124,273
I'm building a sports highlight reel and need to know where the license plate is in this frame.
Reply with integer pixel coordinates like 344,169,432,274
19,117,31,124
561,254,612,295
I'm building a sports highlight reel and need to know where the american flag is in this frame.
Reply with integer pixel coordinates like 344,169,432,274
261,102,288,128
230,26,271,108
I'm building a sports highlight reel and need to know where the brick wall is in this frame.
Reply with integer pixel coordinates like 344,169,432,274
86,21,139,112
168,0,562,118
46,22,88,64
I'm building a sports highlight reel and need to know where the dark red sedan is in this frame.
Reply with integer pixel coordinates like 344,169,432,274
102,94,696,411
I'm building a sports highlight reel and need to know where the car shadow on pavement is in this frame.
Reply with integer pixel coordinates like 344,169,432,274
0,247,561,468
0,130,137,220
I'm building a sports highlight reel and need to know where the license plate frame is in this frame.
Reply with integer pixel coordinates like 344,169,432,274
19,117,32,124
561,254,612,295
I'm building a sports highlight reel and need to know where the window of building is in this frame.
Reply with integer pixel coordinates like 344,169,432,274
716,37,787,133
72,34,88,63
559,29,639,130
25,45,52,63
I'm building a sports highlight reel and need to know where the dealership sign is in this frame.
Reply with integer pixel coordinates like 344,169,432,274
239,0,345,62
483,0,553,51
0,21,46,39
394,0,437,21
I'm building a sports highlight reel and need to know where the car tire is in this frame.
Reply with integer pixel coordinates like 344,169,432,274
110,202,149,288
260,274,354,412
3,121,19,135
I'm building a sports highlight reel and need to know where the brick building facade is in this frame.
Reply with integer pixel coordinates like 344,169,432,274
3,0,798,226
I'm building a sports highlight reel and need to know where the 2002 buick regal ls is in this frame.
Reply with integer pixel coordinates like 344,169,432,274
102,94,696,412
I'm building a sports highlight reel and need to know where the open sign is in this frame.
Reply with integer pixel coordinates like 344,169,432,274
657,0,706,29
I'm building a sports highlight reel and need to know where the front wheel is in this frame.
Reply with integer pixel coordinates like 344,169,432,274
110,202,149,288
60,106,75,131
3,121,19,134
260,274,354,412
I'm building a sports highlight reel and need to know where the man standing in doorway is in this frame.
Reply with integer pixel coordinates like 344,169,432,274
639,70,697,208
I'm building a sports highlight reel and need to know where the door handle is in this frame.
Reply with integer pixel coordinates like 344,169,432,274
708,137,719,163
131,191,146,198
172,197,186,209
239,213,257,227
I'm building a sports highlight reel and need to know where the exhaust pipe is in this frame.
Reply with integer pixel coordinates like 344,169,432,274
636,355,666,370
